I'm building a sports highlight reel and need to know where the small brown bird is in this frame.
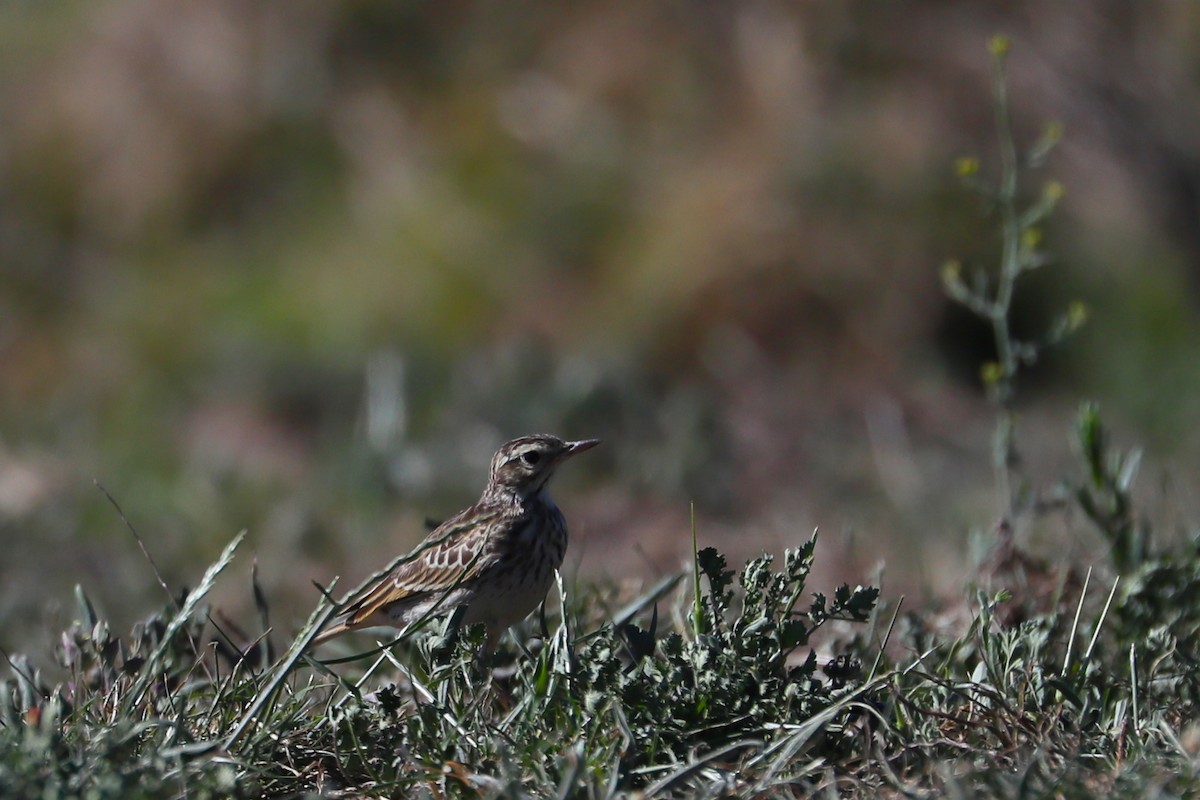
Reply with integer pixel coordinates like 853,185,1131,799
311,434,599,651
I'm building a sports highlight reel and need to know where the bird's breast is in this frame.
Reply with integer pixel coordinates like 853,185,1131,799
505,500,565,567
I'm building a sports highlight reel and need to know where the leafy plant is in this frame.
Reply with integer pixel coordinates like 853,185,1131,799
1073,401,1148,572
941,35,1086,518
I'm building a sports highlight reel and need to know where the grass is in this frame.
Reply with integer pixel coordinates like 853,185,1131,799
5,455,1200,798
5,39,1200,799
6,394,1200,797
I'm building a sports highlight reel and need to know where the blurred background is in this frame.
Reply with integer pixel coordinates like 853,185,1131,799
3,2,1199,652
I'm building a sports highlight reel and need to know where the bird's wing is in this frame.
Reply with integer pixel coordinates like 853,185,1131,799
336,503,511,629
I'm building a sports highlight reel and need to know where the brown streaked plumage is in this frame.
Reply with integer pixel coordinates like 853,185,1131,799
311,434,599,651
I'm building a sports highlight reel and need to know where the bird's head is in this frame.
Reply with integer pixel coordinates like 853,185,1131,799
487,434,600,498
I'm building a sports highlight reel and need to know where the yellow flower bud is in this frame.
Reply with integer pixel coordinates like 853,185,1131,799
1067,301,1088,330
980,361,1005,386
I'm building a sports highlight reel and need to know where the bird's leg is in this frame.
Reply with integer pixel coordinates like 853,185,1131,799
430,605,467,666
472,625,507,674
480,626,521,707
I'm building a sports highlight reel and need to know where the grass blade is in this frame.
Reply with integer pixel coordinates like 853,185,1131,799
124,530,246,712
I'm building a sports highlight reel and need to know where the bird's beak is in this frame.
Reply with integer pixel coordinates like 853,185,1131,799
562,439,601,459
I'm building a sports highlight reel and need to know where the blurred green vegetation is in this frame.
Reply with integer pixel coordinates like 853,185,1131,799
2,2,1200,650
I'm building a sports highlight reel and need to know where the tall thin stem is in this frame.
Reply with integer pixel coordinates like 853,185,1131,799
988,41,1021,519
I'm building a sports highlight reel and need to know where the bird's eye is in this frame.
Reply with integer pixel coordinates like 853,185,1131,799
520,451,542,466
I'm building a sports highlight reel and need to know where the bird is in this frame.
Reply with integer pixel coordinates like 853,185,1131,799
310,434,599,652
